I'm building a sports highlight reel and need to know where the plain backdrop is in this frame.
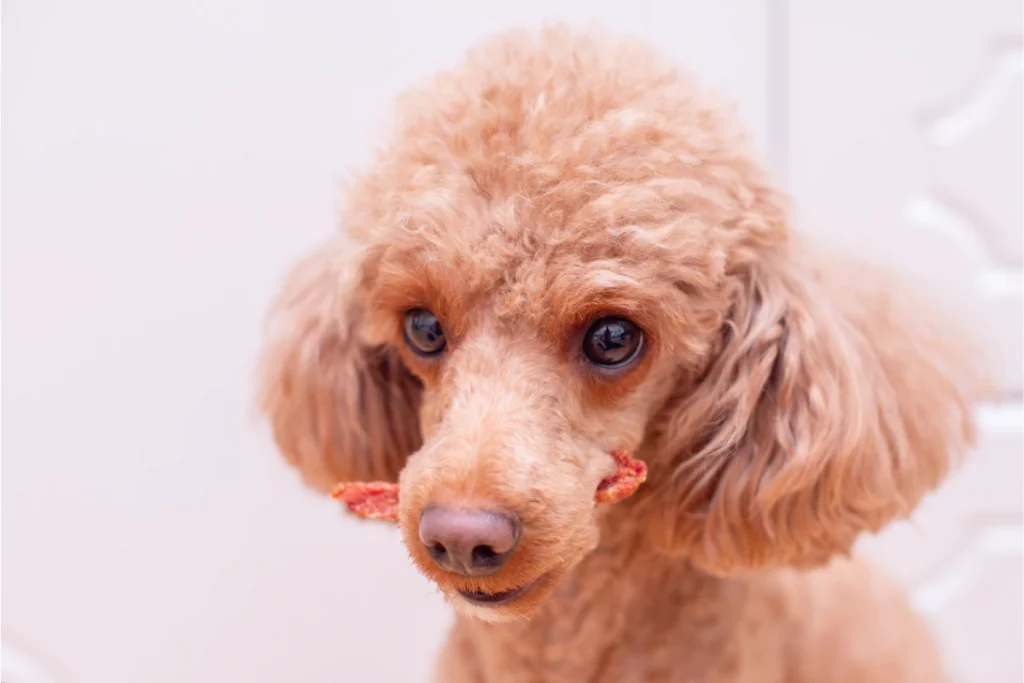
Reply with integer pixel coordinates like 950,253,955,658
3,1,1021,683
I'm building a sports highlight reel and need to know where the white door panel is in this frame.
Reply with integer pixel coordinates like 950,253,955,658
1,2,770,682
785,2,1023,682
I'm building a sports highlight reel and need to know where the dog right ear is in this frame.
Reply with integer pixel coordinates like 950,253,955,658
642,247,984,574
258,239,423,493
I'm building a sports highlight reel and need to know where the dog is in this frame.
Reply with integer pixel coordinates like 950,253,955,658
258,27,986,682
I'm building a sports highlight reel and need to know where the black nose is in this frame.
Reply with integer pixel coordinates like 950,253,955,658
418,507,520,576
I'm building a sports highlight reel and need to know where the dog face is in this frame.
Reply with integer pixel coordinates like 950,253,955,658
332,27,779,617
356,197,732,618
259,28,981,621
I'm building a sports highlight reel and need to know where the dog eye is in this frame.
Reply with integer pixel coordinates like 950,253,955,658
582,317,644,368
403,308,446,355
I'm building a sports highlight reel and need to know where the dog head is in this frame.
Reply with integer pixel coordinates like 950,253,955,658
259,28,983,620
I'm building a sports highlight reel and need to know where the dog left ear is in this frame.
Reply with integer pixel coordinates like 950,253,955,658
257,237,423,494
644,246,987,575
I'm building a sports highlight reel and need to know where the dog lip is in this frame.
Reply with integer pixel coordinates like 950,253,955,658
457,576,541,606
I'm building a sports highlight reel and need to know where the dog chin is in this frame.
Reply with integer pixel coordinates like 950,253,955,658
454,599,528,623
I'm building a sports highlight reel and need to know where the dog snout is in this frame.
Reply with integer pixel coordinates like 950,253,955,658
418,506,520,576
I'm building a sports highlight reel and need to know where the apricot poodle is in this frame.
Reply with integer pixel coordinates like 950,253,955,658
258,27,986,683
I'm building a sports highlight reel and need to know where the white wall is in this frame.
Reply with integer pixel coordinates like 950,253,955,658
5,2,1022,682
2,3,771,682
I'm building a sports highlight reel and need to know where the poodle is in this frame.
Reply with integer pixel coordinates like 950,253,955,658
258,27,987,683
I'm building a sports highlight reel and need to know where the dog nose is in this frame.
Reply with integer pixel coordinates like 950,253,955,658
418,507,520,576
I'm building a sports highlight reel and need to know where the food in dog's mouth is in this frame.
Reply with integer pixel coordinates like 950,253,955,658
331,480,399,520
594,449,647,503
332,450,646,521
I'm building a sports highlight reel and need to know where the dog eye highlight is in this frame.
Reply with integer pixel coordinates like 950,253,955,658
582,317,644,368
403,308,446,356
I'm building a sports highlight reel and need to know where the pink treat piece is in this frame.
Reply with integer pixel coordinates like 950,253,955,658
333,450,647,521
594,449,648,503
331,481,400,521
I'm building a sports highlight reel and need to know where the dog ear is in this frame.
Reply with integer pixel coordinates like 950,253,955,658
258,239,423,493
645,247,986,574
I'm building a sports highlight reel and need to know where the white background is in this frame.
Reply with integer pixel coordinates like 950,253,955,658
3,1,1020,682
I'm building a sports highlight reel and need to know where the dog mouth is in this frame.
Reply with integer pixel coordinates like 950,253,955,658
457,575,543,606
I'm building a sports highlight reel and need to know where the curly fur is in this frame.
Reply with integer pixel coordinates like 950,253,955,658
258,27,988,682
